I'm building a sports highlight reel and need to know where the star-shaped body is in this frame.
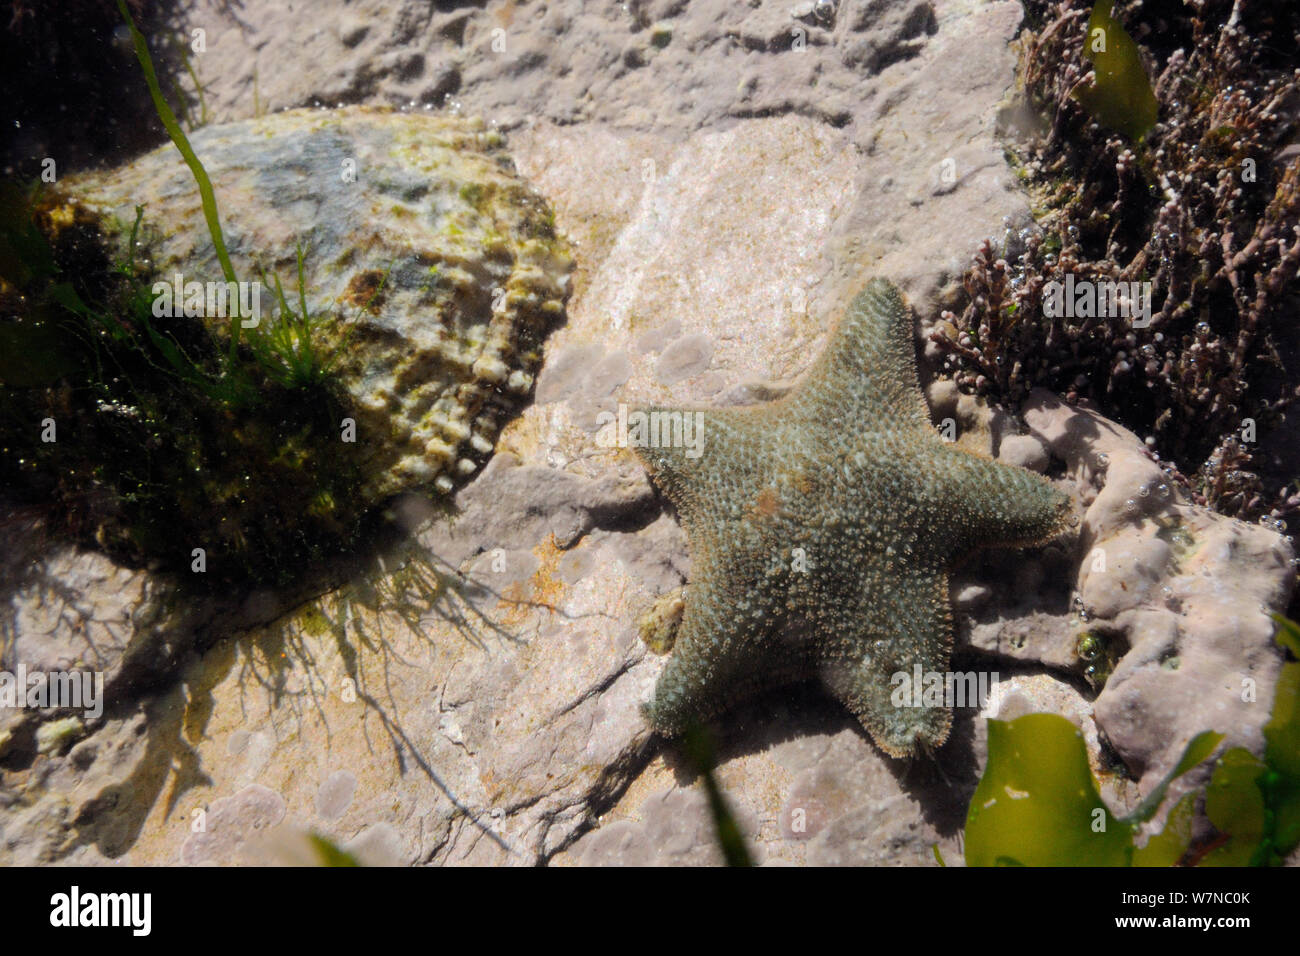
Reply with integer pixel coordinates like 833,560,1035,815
634,279,1071,756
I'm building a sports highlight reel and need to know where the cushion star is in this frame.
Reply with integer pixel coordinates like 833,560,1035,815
633,279,1073,757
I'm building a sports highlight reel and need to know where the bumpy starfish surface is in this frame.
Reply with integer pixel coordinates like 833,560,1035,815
634,279,1072,756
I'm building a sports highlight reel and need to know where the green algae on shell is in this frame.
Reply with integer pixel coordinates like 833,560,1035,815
67,106,574,502
2,107,571,587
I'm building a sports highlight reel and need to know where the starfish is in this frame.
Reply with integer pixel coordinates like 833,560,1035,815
633,279,1072,756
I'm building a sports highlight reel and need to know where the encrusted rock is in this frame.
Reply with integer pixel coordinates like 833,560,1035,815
67,106,573,501
1022,389,1295,789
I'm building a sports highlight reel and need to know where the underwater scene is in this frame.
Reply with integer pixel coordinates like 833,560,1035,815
1,0,1298,895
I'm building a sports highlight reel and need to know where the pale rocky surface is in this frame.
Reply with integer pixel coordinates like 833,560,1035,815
2,0,1295,866
169,0,1030,314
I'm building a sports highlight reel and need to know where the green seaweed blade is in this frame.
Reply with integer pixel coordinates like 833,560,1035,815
964,714,1132,866
1261,614,1300,861
1073,0,1158,141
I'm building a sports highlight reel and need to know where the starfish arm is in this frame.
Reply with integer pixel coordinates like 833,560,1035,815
643,615,734,736
643,587,751,736
788,278,930,430
819,568,954,757
631,406,769,528
643,528,798,735
927,444,1072,557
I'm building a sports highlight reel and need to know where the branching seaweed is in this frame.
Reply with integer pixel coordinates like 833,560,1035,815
933,0,1300,528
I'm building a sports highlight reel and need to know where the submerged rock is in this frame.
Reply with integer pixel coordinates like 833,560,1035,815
5,0,1296,869
67,105,573,501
